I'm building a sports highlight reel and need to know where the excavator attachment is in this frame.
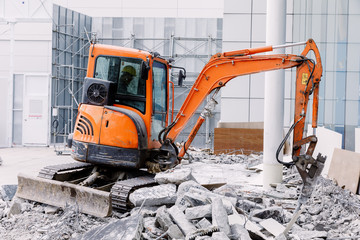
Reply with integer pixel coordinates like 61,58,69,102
16,173,112,217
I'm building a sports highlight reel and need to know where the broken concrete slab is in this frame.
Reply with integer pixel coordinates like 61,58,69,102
78,213,143,240
155,206,173,230
129,183,177,207
0,185,17,201
212,231,230,240
292,230,327,239
185,204,212,220
155,168,196,185
176,181,211,211
7,197,24,216
185,203,233,220
328,148,360,194
212,198,231,237
252,206,283,223
196,218,212,229
188,187,237,206
168,205,197,236
259,218,285,237
307,125,342,176
167,224,185,239
228,213,268,240
229,224,251,240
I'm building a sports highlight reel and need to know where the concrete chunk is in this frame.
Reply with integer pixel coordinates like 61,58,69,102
168,205,197,236
185,204,212,220
292,230,328,239
230,224,251,240
186,204,233,220
155,206,174,230
177,186,236,212
176,181,210,211
77,213,144,240
259,218,285,237
167,224,185,239
7,197,24,216
196,218,212,229
252,207,283,223
155,168,196,185
212,198,231,237
0,185,17,201
212,232,230,240
129,184,176,207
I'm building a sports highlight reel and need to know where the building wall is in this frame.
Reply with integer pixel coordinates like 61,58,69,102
221,0,294,125
221,0,360,151
53,0,224,18
0,0,53,147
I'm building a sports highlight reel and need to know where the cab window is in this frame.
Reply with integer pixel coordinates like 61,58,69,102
151,61,167,139
94,56,146,113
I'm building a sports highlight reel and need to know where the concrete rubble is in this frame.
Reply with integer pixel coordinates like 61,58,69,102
0,148,360,239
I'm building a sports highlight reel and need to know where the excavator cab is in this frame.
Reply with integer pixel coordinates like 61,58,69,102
70,44,172,169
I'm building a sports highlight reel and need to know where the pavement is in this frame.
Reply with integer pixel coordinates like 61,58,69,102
0,146,74,185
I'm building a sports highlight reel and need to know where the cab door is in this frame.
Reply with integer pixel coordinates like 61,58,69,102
151,61,168,140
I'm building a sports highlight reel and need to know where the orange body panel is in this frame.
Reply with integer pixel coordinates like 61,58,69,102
73,104,104,144
99,109,138,148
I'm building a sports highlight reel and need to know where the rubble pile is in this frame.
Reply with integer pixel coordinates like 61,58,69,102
0,151,360,239
0,190,110,240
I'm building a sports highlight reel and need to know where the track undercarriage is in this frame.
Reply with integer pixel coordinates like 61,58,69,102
16,162,156,217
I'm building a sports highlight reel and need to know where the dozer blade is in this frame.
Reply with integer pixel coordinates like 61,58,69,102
16,173,112,218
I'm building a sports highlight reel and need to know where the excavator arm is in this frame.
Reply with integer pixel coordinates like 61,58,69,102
156,39,323,171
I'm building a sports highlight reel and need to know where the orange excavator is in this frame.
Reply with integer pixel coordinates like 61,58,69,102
16,39,325,217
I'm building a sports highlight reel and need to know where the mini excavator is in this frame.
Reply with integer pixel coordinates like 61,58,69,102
16,39,325,217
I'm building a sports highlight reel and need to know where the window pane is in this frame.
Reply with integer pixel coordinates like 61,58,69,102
94,56,121,82
151,61,167,139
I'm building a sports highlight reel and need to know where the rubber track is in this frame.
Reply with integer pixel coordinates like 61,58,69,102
38,162,93,179
111,175,156,212
38,162,156,213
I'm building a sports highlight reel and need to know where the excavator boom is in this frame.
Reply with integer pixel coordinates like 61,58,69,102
159,39,322,163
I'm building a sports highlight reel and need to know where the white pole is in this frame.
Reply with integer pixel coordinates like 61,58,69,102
7,19,16,147
263,0,286,189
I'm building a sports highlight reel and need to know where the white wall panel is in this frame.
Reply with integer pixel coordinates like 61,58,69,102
0,55,10,71
4,0,29,18
253,0,267,14
250,99,264,122
220,98,249,122
54,0,224,18
0,40,10,55
123,0,177,9
349,0,360,14
251,14,266,41
14,56,51,72
14,40,51,56
250,72,265,98
224,0,251,14
223,14,251,41
222,42,250,52
14,22,52,40
222,76,250,98
0,77,8,147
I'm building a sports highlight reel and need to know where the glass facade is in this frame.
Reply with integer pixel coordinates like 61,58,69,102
292,0,360,150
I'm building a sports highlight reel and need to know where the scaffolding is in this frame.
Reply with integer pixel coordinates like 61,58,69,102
51,5,91,152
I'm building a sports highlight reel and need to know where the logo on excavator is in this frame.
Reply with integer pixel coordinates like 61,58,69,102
302,73,309,85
